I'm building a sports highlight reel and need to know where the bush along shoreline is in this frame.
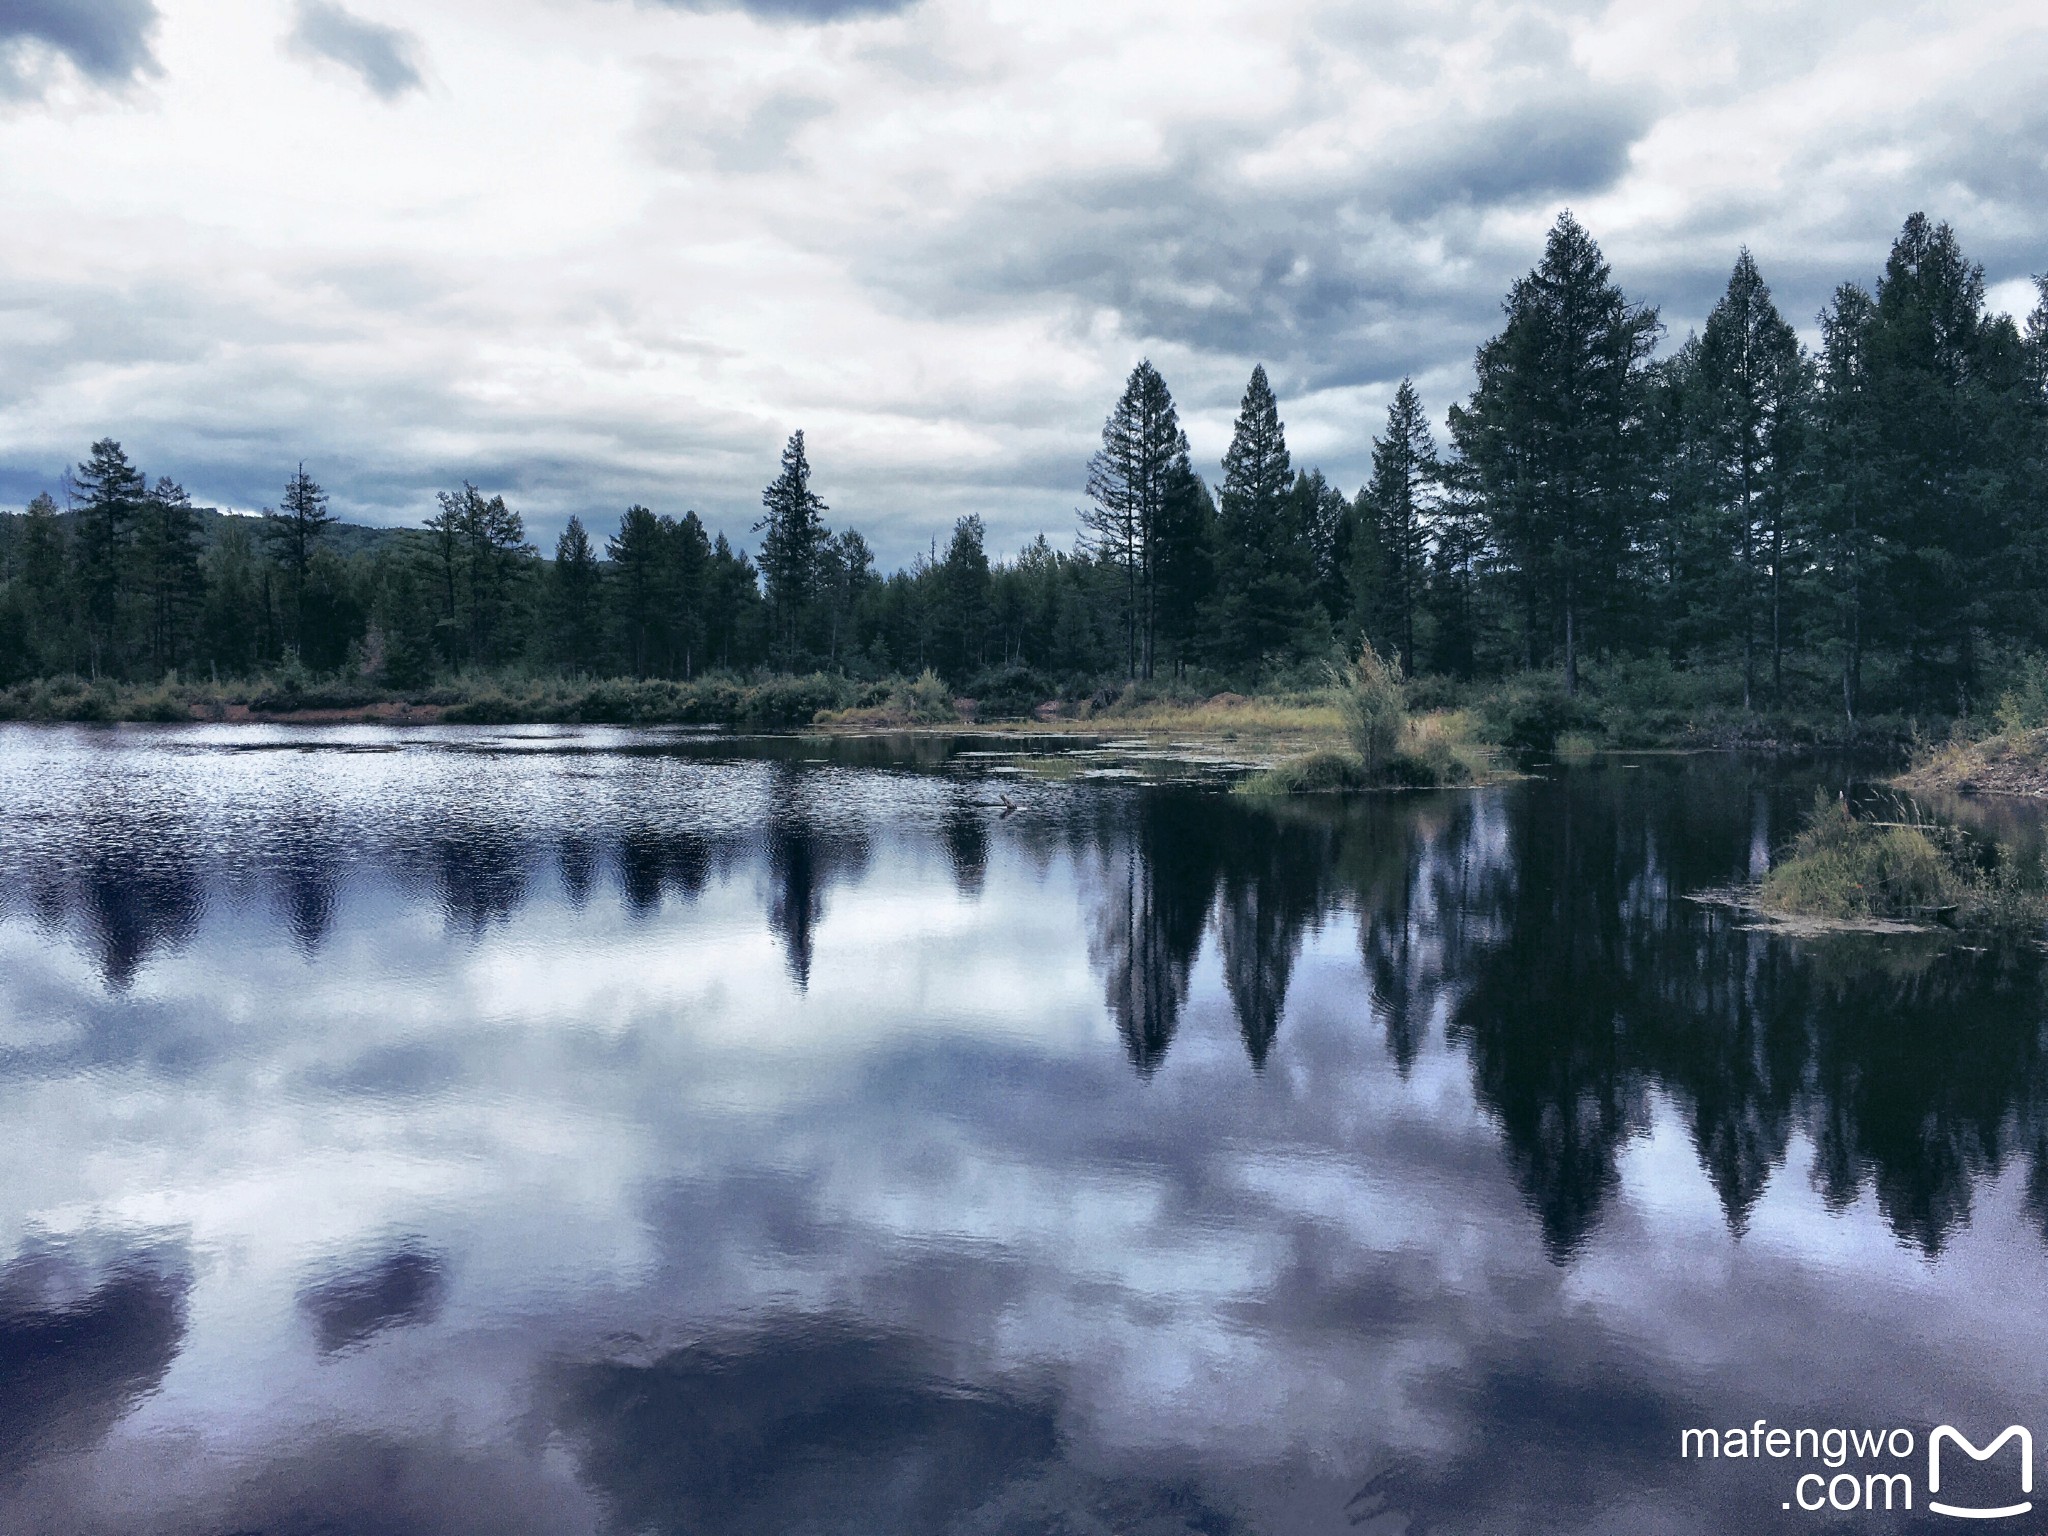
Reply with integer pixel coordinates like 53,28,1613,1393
1235,645,1499,794
1895,658,2048,798
0,653,1940,751
1749,790,2048,935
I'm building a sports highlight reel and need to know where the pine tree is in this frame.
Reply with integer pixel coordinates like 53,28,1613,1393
1152,465,1216,675
371,551,437,688
550,515,602,673
432,482,532,667
706,533,765,670
1343,484,1388,658
135,476,205,674
1360,379,1438,676
1698,251,1808,707
267,463,335,656
756,430,829,664
300,549,366,671
69,438,145,677
671,511,713,677
934,515,992,679
608,505,670,676
1860,214,2025,706
1292,468,1351,637
818,527,875,670
1214,365,1316,669
422,492,463,663
18,492,69,673
1449,212,1659,693
1640,337,1717,662
1423,477,1486,678
200,518,264,677
1082,360,1190,677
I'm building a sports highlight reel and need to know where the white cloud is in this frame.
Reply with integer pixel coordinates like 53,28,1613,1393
1,0,2043,562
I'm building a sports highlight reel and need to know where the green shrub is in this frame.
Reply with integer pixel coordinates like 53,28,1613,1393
1478,674,1602,752
1335,643,1405,776
1388,736,1477,786
1762,791,1958,918
1234,749,1371,795
131,687,190,723
886,669,956,725
740,673,853,727
1555,731,1600,762
963,664,1052,720
1995,655,2048,734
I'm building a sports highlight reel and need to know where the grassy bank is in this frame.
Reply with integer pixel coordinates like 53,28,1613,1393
0,671,882,729
1898,727,2048,798
1756,790,2046,932
1893,659,2048,798
1234,648,1503,794
0,654,1927,753
0,667,1354,742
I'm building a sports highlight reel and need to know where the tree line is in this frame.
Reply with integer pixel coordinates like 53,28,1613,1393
1083,211,2048,718
2,208,2043,716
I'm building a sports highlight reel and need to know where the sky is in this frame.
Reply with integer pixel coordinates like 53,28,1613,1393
1,0,2044,565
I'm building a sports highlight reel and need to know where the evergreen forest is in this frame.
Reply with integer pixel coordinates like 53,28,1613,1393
3,209,2044,727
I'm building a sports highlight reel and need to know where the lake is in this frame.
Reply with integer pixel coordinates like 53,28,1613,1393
2,724,2044,1534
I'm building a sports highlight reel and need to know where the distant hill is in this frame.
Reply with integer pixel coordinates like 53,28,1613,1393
0,503,420,564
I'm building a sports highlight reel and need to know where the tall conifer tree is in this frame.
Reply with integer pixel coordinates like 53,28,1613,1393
1698,250,1807,706
70,438,145,677
1449,212,1658,693
1359,379,1438,676
551,515,602,672
268,463,335,656
1083,360,1191,678
756,430,829,663
136,476,204,673
1214,365,1315,668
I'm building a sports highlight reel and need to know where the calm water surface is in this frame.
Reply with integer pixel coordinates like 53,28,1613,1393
2,724,2045,1534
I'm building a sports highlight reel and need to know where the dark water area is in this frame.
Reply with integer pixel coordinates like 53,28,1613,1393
2,724,2046,1534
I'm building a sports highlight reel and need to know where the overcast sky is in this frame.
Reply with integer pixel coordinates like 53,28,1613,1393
1,0,2043,564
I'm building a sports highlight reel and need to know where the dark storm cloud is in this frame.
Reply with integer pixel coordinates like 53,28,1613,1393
1384,92,1651,218
287,0,424,100
867,169,1494,397
0,0,160,95
857,88,1652,400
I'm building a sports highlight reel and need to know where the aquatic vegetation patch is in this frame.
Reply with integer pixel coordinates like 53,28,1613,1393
1759,790,2048,932
1234,710,1495,795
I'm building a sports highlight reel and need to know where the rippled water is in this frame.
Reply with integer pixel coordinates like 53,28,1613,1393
3,724,2045,1534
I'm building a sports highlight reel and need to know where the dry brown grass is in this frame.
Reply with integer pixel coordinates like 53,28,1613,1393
1895,727,2048,797
1009,695,1348,751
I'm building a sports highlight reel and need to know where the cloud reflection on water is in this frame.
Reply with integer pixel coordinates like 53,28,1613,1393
0,726,2046,1533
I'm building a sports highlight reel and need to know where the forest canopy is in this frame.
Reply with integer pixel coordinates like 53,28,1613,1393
2,209,2044,722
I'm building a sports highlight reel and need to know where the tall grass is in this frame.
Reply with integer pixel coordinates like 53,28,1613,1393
1336,643,1405,777
1235,647,1495,795
1761,789,2047,931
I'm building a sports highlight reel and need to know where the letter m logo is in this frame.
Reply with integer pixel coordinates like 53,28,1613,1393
1930,1425,2033,1520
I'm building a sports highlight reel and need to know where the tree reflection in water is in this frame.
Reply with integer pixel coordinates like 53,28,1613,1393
1,738,2045,1260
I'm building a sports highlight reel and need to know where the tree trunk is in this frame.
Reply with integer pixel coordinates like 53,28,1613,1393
1741,496,1754,713
1770,508,1783,708
1563,577,1578,698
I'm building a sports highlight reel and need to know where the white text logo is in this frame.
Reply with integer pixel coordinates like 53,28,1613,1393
1928,1425,2032,1520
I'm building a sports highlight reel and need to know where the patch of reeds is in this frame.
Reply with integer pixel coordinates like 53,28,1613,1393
1761,789,2047,932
